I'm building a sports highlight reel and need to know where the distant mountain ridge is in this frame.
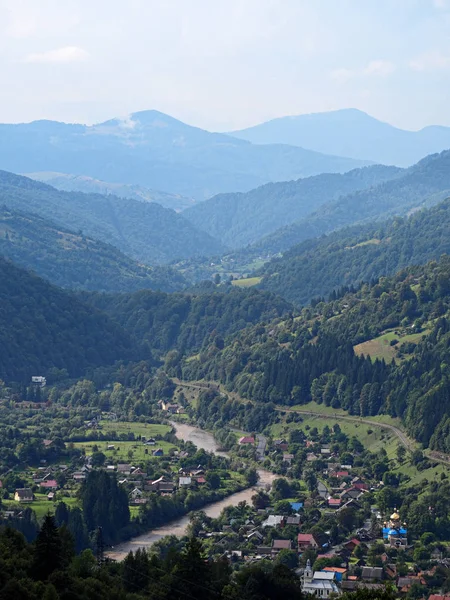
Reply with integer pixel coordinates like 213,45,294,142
183,164,402,249
0,170,224,264
25,172,196,212
0,110,369,200
0,206,187,293
230,108,450,167
248,149,450,256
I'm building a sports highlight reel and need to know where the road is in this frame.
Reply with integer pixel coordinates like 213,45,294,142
172,378,450,468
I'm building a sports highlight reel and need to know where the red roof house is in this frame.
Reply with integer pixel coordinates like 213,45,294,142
297,533,319,550
239,436,255,445
40,480,58,489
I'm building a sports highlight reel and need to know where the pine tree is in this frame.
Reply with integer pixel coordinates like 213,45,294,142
32,514,63,580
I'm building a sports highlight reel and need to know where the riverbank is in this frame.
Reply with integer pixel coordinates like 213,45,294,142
106,422,276,561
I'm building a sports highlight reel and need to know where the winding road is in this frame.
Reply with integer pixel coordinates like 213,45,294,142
173,378,450,468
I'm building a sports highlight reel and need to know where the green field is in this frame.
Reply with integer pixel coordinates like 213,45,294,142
354,328,428,362
5,494,79,520
271,413,399,459
73,439,177,462
231,277,262,288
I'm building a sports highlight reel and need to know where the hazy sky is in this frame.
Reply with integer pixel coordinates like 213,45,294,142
1,0,449,131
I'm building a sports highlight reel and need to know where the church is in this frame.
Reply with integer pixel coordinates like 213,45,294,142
382,510,408,548
301,560,341,597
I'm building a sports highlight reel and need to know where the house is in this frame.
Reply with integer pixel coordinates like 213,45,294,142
343,538,361,553
286,516,301,526
117,464,133,474
336,471,350,478
179,476,192,486
107,444,115,450
361,566,383,581
14,488,33,503
159,401,180,414
272,539,292,554
256,546,273,556
150,476,175,493
152,448,164,457
130,487,143,499
47,492,55,501
262,515,284,528
321,448,331,455
306,453,318,462
301,561,340,598
40,480,58,490
297,533,319,551
246,530,264,542
31,376,46,387
340,487,363,501
131,467,145,477
106,465,116,472
273,439,289,451
196,476,206,485
73,472,86,481
322,567,347,582
239,436,255,445
338,499,362,512
42,439,53,447
429,596,450,600
327,498,341,509
283,453,294,464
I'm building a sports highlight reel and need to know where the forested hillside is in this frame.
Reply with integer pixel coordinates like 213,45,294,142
0,207,187,293
257,198,450,305
0,258,139,382
0,110,368,200
0,170,224,264
82,287,292,355
250,149,450,256
184,164,401,248
27,171,197,212
176,256,450,449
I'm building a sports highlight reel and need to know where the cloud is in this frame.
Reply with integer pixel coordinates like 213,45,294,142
433,0,448,9
23,46,89,64
331,60,395,83
363,60,396,76
116,115,138,130
410,50,450,71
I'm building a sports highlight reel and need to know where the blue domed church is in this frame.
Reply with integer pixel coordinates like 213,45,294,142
382,510,407,548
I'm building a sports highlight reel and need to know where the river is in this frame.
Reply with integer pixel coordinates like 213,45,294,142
106,422,276,560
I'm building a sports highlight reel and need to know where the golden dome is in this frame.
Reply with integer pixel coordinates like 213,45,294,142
390,511,400,520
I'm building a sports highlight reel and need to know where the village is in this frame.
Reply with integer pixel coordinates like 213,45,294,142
2,407,448,598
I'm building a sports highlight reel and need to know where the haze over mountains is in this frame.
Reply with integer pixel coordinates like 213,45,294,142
0,110,368,200
0,107,450,311
231,108,450,167
25,172,196,212
184,164,402,248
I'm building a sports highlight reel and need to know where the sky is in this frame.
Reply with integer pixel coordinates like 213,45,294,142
0,0,450,131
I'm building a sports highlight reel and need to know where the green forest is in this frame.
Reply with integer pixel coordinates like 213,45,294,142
0,170,224,265
0,207,187,293
177,256,450,450
257,197,450,305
